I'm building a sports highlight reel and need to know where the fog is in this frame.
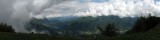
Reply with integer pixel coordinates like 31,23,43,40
0,0,160,32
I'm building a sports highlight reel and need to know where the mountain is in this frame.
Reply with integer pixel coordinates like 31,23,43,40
26,15,138,36
1,15,160,40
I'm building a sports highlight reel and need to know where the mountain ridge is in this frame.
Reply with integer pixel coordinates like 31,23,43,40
26,15,138,36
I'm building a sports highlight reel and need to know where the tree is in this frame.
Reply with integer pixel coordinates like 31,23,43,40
128,14,160,33
97,23,118,37
0,23,15,32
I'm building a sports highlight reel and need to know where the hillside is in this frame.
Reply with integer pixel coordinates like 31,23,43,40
105,16,160,40
26,15,137,36
1,25,160,40
1,15,160,40
0,32,80,40
105,24,160,40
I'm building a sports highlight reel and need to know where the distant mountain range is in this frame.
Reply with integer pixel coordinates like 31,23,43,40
26,15,138,36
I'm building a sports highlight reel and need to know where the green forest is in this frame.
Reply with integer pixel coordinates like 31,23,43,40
1,15,160,40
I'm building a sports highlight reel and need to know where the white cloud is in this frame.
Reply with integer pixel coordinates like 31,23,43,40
73,0,160,17
32,0,160,18
8,0,160,32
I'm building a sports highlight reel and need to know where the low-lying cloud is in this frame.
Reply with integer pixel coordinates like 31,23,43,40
0,0,160,32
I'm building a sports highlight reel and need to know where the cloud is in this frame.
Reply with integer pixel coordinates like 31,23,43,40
0,0,160,32
74,0,160,17
0,0,74,32
34,0,89,18
0,0,14,22
33,0,160,18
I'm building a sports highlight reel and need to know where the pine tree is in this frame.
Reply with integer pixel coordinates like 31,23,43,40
0,23,15,32
97,23,118,37
128,14,160,33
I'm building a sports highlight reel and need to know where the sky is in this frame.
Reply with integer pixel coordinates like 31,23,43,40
0,0,160,32
32,0,160,18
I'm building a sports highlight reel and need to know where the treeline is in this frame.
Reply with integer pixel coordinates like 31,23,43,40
0,14,160,40
127,15,160,33
28,15,137,37
97,14,160,37
0,23,15,33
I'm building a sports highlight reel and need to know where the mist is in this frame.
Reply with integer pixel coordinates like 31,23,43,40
0,0,74,32
0,0,160,32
